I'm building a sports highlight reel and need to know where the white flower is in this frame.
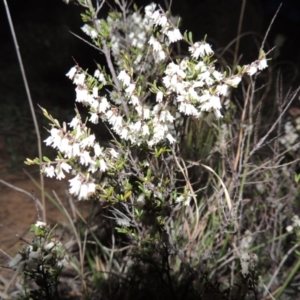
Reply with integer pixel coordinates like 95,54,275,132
75,86,89,102
166,28,182,43
153,50,167,62
189,42,213,59
166,133,176,144
89,113,99,124
61,162,72,173
142,124,150,136
156,15,168,27
247,65,258,76
159,110,174,123
44,165,55,178
35,221,47,228
99,159,107,171
110,149,119,158
66,66,77,80
143,108,150,119
130,95,140,106
94,143,102,157
213,70,223,81
59,137,70,153
120,127,129,140
73,73,85,85
55,166,66,180
78,184,88,200
125,83,135,96
145,3,156,18
118,70,131,86
224,76,241,87
69,117,80,128
94,70,107,84
80,135,95,148
151,10,168,29
156,91,163,103
80,151,92,166
47,128,62,149
99,97,110,113
258,58,268,70
216,84,228,96
81,24,98,39
200,95,221,111
69,175,82,196
93,87,98,98
72,143,81,157
178,102,198,116
148,35,163,52
87,182,96,195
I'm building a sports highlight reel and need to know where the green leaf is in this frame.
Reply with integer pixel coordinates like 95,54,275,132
43,156,51,163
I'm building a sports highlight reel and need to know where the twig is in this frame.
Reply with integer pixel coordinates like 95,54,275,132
0,179,43,210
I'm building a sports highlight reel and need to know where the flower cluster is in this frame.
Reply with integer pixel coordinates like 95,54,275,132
27,2,268,201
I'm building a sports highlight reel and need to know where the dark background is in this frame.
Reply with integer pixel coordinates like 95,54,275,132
0,0,300,168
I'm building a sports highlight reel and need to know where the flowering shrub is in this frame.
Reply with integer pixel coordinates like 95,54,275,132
26,1,267,201
22,0,271,298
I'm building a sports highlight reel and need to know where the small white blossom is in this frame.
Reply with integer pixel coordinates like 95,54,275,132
118,70,131,86
142,124,150,136
166,28,182,43
99,97,110,113
69,175,82,196
148,36,163,52
156,91,163,103
55,166,66,180
80,135,95,148
69,117,80,128
35,221,47,228
216,84,228,96
189,42,213,59
59,137,70,153
94,70,107,84
81,24,98,39
247,65,258,76
166,133,176,144
258,58,268,70
61,162,72,173
110,149,119,158
224,76,241,87
89,113,99,124
44,165,55,178
151,11,168,29
73,73,85,85
66,66,77,80
145,3,156,18
75,86,89,102
99,159,107,171
125,83,135,96
80,151,93,166
78,184,88,200
94,143,102,157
